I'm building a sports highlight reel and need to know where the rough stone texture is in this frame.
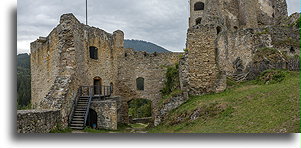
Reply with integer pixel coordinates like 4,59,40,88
217,26,300,78
17,110,61,133
183,24,226,96
116,48,181,122
90,100,118,130
155,95,187,126
189,0,288,29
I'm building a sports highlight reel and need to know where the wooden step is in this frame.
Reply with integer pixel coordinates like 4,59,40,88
72,118,84,121
70,123,84,127
70,126,84,130
71,121,84,124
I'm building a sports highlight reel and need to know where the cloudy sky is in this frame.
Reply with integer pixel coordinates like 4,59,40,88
17,0,300,54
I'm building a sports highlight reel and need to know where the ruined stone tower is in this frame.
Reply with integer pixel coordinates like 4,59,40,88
189,0,288,30
181,0,293,96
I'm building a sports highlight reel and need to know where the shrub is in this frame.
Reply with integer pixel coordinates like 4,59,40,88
161,64,180,95
257,70,287,84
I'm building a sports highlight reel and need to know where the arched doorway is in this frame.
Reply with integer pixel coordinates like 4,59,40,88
128,99,152,119
86,109,97,129
93,77,102,95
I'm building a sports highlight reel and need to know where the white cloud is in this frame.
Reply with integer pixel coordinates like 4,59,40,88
17,0,299,54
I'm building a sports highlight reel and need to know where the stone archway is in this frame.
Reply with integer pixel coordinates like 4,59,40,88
127,98,153,124
86,108,97,128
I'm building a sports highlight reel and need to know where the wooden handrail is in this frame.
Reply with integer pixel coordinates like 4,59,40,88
83,86,93,127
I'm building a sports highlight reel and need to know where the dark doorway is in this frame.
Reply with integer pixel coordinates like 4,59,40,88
136,77,145,91
93,77,102,95
196,18,202,25
86,109,97,129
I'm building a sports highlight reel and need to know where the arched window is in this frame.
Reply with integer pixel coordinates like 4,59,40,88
196,18,202,25
89,46,98,60
194,2,205,11
216,26,222,35
110,82,113,93
136,77,144,91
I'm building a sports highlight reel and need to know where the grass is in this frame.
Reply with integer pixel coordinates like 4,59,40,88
49,125,72,133
149,71,300,133
82,123,149,133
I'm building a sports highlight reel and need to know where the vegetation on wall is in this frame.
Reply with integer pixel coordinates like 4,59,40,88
128,99,152,118
161,64,180,96
17,53,31,110
253,47,288,63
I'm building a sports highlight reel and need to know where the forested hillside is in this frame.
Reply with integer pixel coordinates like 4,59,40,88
17,53,31,109
124,39,170,53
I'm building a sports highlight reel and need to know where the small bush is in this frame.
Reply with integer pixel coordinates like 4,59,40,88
161,64,180,95
257,70,288,85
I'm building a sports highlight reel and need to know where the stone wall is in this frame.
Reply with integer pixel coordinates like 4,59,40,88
217,26,300,77
30,14,123,127
155,95,187,126
90,100,118,130
189,0,288,30
17,110,61,133
116,48,182,122
30,30,60,108
183,24,226,96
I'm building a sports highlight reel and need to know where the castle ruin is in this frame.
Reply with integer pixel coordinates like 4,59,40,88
17,0,299,133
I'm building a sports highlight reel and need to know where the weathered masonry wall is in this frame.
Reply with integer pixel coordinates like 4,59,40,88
116,49,181,103
90,100,118,130
72,25,124,92
116,49,182,121
217,26,300,76
17,110,61,133
182,24,226,96
189,0,288,30
30,14,123,127
30,30,60,108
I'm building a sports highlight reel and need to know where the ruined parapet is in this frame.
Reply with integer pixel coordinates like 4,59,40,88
17,110,61,133
216,25,299,80
183,24,226,96
238,0,259,28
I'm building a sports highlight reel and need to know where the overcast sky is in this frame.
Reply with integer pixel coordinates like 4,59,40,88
17,0,300,54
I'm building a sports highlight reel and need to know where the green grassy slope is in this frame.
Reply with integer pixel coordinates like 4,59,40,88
150,72,300,133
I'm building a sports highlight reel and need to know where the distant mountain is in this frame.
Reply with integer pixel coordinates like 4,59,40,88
124,39,171,53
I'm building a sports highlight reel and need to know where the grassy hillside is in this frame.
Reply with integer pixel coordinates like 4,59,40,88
150,71,300,133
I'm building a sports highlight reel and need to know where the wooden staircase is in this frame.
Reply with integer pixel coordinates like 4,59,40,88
68,85,112,130
69,86,93,130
